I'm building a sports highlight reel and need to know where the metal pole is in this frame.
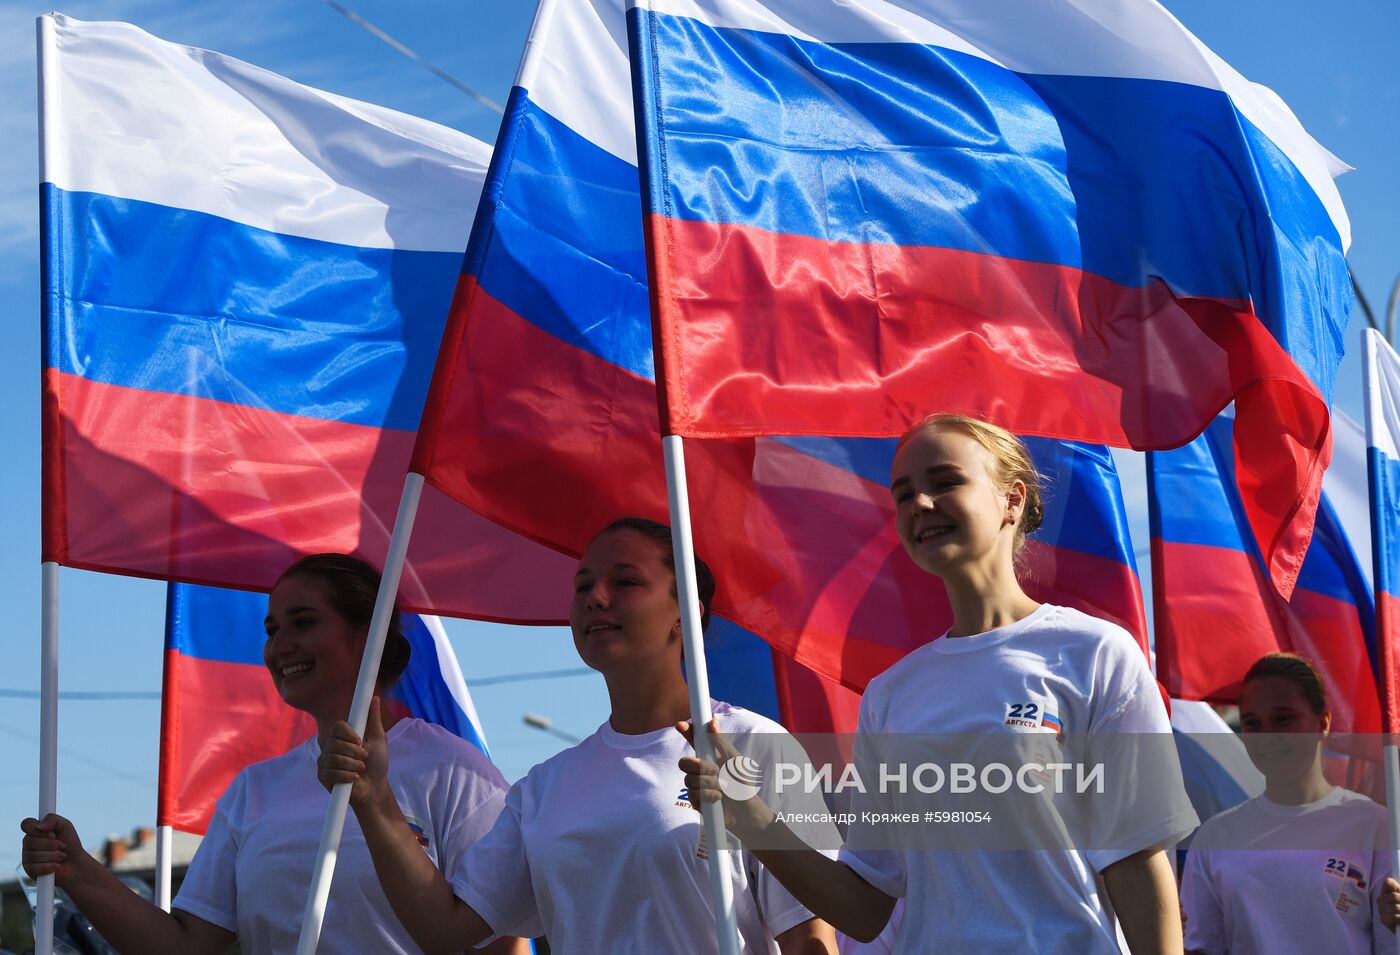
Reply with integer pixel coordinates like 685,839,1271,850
1353,271,1380,334
1385,273,1399,347
294,473,425,954
662,435,742,955
522,713,584,745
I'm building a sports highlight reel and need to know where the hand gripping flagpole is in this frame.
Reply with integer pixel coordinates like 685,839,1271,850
663,435,743,955
295,473,425,954
35,16,59,955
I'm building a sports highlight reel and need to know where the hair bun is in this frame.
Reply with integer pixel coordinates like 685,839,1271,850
1024,492,1045,535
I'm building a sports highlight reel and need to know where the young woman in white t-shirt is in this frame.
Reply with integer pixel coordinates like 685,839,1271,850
1180,652,1400,955
679,413,1198,954
317,517,838,954
19,554,526,955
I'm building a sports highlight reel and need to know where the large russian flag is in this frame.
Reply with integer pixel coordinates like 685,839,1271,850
159,582,491,833
411,0,1147,694
1149,410,1379,734
40,14,575,619
628,0,1354,598
1364,329,1400,733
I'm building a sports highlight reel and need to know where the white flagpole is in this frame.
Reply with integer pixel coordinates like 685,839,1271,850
36,15,60,955
154,825,173,911
295,472,425,954
1362,329,1400,954
662,435,743,955
36,563,59,955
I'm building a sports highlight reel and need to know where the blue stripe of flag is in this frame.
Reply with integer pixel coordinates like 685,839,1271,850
44,184,458,431
635,10,1347,402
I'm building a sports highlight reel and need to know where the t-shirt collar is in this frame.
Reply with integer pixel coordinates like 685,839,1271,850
598,702,720,751
1256,786,1345,817
929,603,1055,655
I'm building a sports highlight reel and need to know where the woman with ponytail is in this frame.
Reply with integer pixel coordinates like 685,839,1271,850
1181,652,1400,954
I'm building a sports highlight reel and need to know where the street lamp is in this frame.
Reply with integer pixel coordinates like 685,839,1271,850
523,712,583,744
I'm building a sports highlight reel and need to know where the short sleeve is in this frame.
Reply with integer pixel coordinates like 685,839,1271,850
1178,832,1226,954
427,752,509,876
736,726,841,937
449,781,544,943
836,691,906,900
1084,639,1199,871
170,779,243,932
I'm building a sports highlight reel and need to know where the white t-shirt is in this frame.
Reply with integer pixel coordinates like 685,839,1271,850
174,718,509,954
838,603,1198,954
452,700,837,954
1180,787,1392,955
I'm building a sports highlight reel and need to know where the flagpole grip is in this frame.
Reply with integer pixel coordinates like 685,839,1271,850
295,473,425,955
662,435,743,955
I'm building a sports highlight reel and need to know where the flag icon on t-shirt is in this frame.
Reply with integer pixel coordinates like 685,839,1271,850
1346,864,1367,890
1041,712,1065,738
406,819,432,850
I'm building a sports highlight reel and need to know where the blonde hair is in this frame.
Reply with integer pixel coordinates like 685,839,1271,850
897,414,1045,554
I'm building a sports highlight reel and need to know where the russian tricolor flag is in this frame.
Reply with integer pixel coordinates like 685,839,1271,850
1364,329,1400,732
628,0,1353,599
413,0,1149,693
39,14,576,619
159,582,490,834
1149,410,1379,734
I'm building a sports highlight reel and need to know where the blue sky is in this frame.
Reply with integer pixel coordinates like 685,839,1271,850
0,0,1395,879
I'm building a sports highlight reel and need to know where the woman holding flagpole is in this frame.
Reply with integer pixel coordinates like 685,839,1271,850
317,516,839,954
679,413,1199,954
1180,651,1400,954
20,554,528,955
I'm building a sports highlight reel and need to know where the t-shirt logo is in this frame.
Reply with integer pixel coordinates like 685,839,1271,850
675,786,692,809
1324,857,1366,890
1005,702,1062,736
404,817,432,850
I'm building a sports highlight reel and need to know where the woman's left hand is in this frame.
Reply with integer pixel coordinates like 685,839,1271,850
1380,877,1400,931
317,696,390,808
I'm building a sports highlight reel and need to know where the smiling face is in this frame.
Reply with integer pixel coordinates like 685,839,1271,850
570,529,684,674
263,574,367,721
1239,675,1330,784
890,425,1024,579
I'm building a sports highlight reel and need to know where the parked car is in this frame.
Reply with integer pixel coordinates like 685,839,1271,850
15,867,152,955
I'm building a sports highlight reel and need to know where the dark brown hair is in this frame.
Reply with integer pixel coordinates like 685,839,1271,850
1242,652,1327,716
275,554,411,688
597,517,716,632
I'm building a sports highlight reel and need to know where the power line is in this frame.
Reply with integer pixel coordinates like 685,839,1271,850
0,719,154,789
0,666,595,701
0,689,160,701
323,0,504,115
469,667,593,687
